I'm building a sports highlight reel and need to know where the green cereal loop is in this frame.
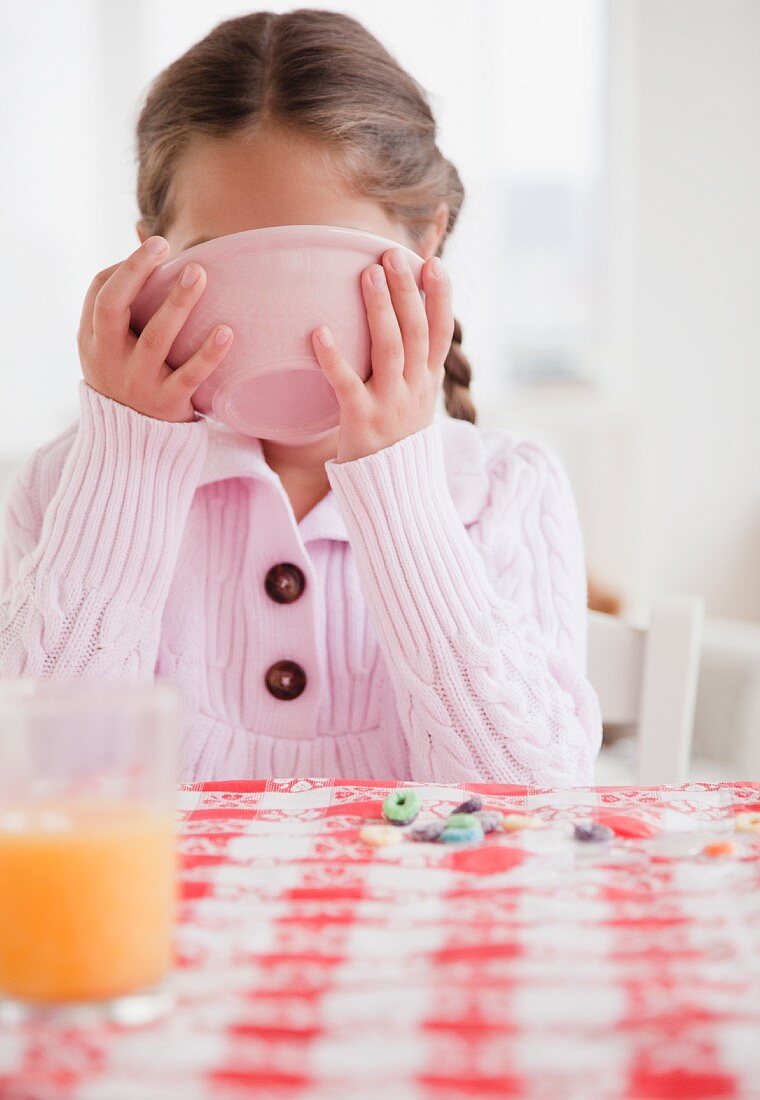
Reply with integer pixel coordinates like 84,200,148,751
382,788,421,825
441,812,484,845
445,813,480,830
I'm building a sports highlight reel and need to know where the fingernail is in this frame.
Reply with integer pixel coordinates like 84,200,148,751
316,326,334,348
215,325,232,345
388,248,407,273
145,236,169,255
429,257,445,279
181,264,200,287
369,265,386,290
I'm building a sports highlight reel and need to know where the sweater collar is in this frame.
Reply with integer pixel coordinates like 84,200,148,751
196,413,490,542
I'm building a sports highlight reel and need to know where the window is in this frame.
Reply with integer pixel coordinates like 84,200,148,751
490,1,608,385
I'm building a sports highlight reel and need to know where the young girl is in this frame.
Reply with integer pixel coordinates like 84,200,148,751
0,10,602,785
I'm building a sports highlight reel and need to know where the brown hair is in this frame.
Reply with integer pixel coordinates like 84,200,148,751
134,8,476,423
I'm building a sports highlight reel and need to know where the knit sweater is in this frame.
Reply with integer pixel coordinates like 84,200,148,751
0,381,602,785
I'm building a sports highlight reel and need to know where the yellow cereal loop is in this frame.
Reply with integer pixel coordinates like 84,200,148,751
501,814,547,832
359,824,403,848
734,812,760,833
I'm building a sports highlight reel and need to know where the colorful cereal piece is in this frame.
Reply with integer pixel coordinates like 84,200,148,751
595,813,659,839
382,789,421,826
451,795,484,815
441,813,484,845
360,824,403,848
474,810,502,835
502,814,546,832
409,820,446,842
574,823,614,843
734,812,760,833
702,839,735,858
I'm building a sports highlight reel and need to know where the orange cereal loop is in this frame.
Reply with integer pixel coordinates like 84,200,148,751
702,840,735,858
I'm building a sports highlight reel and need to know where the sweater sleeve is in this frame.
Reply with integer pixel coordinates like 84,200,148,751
324,420,602,786
0,380,209,681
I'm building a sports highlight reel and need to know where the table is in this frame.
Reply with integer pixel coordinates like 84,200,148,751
3,780,760,1100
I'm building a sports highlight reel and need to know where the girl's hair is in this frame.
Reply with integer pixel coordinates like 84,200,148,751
134,8,476,423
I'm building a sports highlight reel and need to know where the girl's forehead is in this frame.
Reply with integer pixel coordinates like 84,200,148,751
167,130,412,251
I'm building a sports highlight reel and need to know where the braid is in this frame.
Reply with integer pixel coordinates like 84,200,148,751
442,317,477,424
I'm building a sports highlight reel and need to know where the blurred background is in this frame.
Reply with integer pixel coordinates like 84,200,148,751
2,0,759,779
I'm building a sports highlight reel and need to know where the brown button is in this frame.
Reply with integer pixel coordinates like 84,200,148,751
265,563,306,604
265,660,307,700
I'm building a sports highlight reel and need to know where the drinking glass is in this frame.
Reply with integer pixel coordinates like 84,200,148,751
0,677,181,1025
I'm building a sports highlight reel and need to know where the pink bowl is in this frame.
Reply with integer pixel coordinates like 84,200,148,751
129,224,425,443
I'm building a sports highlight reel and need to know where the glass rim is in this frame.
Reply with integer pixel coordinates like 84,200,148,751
0,678,181,717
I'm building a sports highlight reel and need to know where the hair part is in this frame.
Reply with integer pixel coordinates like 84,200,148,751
134,8,476,423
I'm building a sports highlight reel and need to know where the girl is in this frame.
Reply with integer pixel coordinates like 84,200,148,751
0,9,602,785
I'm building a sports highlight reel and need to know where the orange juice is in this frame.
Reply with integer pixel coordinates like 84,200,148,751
0,799,176,1003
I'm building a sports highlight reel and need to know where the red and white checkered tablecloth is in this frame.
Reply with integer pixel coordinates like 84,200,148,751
3,779,760,1100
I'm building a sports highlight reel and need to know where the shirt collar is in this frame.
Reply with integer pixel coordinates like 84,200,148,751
196,413,490,542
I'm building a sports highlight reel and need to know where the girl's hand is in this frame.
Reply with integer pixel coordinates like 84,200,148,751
311,248,454,463
77,235,234,423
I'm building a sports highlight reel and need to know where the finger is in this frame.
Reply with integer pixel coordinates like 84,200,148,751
311,327,365,406
360,263,405,390
421,257,455,369
78,261,121,342
163,323,234,396
133,262,208,367
380,247,429,380
92,236,171,344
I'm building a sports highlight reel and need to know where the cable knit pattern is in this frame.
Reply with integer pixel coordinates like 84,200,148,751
324,424,601,786
0,383,209,681
0,381,601,784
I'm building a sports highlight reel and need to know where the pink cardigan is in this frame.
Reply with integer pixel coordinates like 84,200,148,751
0,381,602,784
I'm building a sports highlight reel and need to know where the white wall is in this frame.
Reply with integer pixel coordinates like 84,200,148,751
482,0,760,624
0,1,101,457
634,0,760,620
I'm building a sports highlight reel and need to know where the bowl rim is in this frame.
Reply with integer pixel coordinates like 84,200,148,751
163,223,426,268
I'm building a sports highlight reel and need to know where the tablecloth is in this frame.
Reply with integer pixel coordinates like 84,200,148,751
2,779,760,1100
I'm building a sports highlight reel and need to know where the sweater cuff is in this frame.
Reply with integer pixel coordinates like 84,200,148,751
31,381,209,607
324,422,493,656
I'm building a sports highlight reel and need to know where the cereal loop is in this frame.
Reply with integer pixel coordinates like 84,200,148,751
474,810,502,835
441,813,484,845
702,840,735,858
409,821,446,842
502,814,547,832
360,824,403,848
452,796,484,815
382,789,421,826
574,823,614,843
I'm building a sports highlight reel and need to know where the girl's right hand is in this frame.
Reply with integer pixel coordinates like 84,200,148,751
76,234,234,423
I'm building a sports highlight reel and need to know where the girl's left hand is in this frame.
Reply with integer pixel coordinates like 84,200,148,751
311,247,454,464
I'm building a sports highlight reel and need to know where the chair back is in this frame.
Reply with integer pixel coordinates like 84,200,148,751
588,595,705,784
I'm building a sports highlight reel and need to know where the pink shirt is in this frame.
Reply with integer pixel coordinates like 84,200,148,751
0,381,602,784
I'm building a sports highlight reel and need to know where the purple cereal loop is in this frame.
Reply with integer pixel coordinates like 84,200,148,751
474,810,502,834
451,796,484,816
409,821,446,842
574,823,614,843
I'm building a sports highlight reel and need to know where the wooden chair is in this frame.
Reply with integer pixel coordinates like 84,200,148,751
587,595,705,784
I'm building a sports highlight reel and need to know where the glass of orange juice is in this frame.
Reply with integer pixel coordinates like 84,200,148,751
0,678,180,1025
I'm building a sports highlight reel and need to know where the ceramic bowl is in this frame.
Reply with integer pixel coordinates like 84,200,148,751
129,224,425,443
